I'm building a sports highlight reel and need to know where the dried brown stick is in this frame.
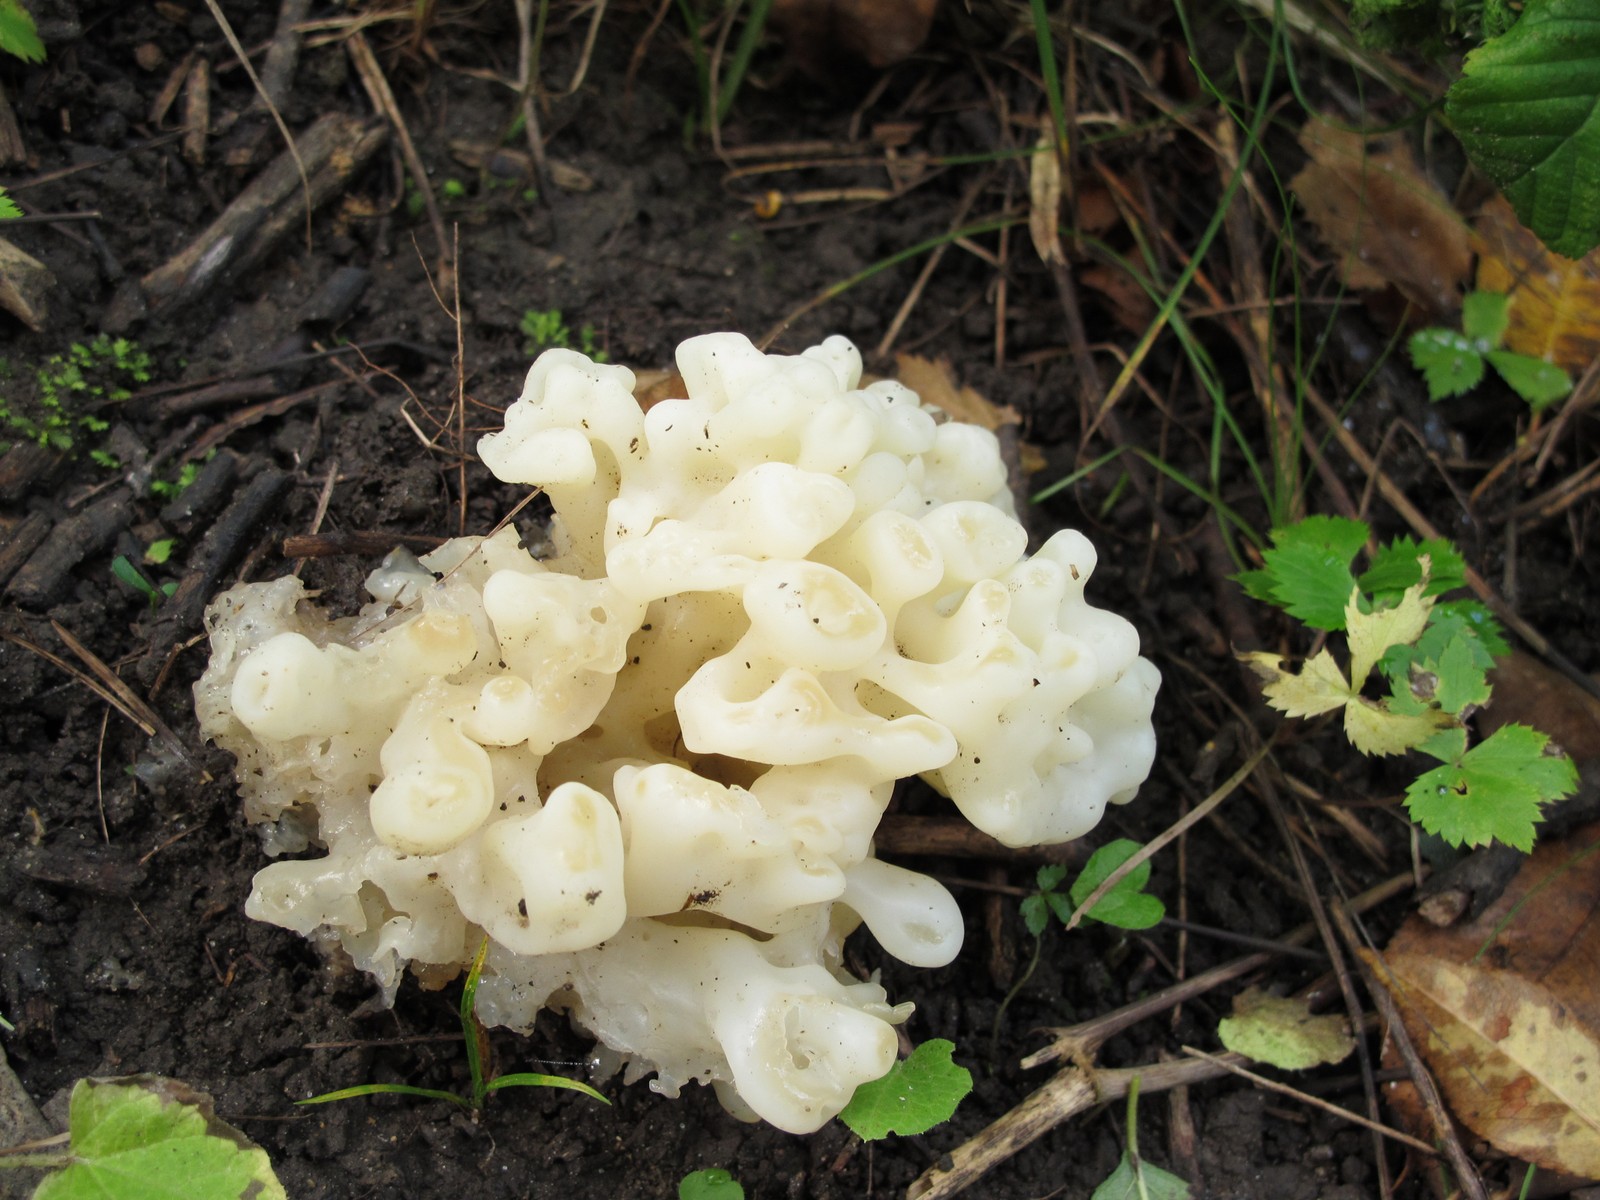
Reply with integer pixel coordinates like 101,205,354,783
1332,904,1489,1200
279,531,448,559
873,815,1087,865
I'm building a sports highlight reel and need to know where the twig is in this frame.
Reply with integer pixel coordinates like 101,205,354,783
1178,1046,1439,1155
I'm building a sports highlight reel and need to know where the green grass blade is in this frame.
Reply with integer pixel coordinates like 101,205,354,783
716,0,774,123
296,1084,468,1107
1027,0,1067,152
483,1073,611,1103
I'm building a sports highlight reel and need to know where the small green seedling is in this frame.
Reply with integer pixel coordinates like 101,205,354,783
520,308,606,361
679,1168,745,1200
0,0,44,63
1090,1078,1190,1200
2,334,153,458
111,555,176,609
1238,516,1578,850
838,1039,972,1140
299,938,608,1114
1409,291,1571,411
0,1075,287,1200
151,461,202,502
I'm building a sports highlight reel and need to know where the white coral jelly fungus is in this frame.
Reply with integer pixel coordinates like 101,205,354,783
195,332,1160,1133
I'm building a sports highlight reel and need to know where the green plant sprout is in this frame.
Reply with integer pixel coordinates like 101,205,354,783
679,1168,745,1200
837,1039,972,1140
111,555,176,609
0,1075,287,1200
298,937,608,1114
1408,291,1571,411
1,335,153,458
1089,1077,1190,1200
520,308,606,361
995,840,1166,1040
0,0,44,63
1238,516,1578,850
150,461,202,502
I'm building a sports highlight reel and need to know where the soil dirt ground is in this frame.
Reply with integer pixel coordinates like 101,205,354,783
1,2,1597,1199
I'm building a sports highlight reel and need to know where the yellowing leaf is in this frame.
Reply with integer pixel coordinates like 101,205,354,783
1290,119,1472,316
1029,132,1065,266
1344,697,1452,756
1475,188,1600,374
1346,579,1433,686
1373,948,1600,1178
1243,649,1351,718
1217,987,1355,1071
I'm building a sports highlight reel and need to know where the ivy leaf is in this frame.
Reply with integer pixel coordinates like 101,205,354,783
1486,349,1573,411
1090,1153,1191,1200
0,0,45,63
1068,839,1165,930
1244,649,1352,718
1446,0,1600,260
839,1040,972,1140
1460,290,1512,348
679,1169,745,1200
1409,327,1486,400
1405,724,1579,850
34,1076,287,1200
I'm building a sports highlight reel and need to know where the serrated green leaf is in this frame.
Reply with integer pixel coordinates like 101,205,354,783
1069,839,1165,930
1233,567,1278,605
1348,580,1434,686
1430,631,1493,714
0,0,44,63
1216,986,1356,1071
1244,649,1352,718
1417,726,1469,763
839,1040,972,1140
1446,0,1600,261
1416,610,1497,672
1460,290,1511,347
1036,863,1069,893
1344,696,1454,756
679,1168,745,1200
1486,349,1573,410
35,1077,287,1200
1433,600,1510,657
1359,537,1467,599
1405,723,1578,850
1243,518,1370,629
0,187,21,219
1409,327,1485,400
1274,515,1371,560
1091,1153,1192,1200
1020,893,1049,938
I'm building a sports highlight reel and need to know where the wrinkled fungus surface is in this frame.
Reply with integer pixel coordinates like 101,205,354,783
195,333,1160,1132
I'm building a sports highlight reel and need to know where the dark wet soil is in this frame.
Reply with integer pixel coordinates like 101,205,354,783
1,3,1595,1199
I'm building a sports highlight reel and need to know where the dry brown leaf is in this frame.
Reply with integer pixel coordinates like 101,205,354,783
1375,825,1600,1179
770,0,935,72
893,354,1045,473
1029,134,1064,266
1290,119,1471,316
1475,194,1600,372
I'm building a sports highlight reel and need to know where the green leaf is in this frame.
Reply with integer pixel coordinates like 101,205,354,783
1359,537,1467,599
679,1168,745,1200
1233,567,1277,605
1216,986,1356,1071
1090,1153,1191,1200
35,1077,286,1200
1428,630,1493,714
0,0,45,63
1069,839,1165,930
1446,0,1600,260
1405,723,1579,850
1019,893,1049,938
1433,599,1511,658
1485,349,1573,410
0,187,20,219
1243,516,1369,631
838,1040,972,1140
1460,290,1511,348
1408,327,1486,400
